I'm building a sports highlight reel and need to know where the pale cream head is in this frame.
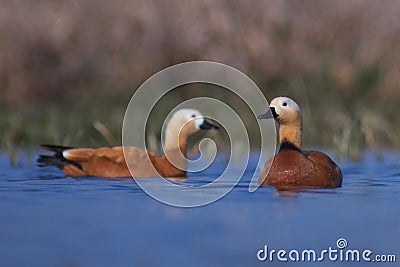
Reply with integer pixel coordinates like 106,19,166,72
269,97,302,125
164,109,218,151
269,97,303,148
165,109,204,139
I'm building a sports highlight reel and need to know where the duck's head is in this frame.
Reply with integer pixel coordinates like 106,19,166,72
258,97,301,125
166,109,219,137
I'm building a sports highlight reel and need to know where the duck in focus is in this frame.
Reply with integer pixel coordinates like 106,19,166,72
258,97,343,189
37,109,218,178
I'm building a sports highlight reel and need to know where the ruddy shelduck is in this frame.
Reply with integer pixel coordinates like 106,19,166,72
257,97,343,189
38,109,218,178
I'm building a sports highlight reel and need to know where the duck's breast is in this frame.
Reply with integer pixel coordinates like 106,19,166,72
259,150,342,188
259,150,314,186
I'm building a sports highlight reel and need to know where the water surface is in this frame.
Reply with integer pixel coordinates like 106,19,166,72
0,152,399,266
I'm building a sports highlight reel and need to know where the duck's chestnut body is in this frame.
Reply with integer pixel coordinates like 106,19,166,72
38,109,218,178
259,142,342,188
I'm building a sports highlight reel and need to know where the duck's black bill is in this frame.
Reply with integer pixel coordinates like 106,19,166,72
257,107,278,119
200,119,219,130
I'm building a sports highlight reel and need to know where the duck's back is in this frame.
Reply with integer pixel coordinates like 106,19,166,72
38,145,186,178
259,149,342,188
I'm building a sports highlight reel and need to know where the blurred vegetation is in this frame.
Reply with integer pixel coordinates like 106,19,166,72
1,0,400,160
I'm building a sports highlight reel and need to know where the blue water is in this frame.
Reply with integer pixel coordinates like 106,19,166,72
0,152,399,266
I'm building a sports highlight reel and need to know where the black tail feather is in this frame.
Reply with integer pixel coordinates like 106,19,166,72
37,155,69,169
37,144,83,171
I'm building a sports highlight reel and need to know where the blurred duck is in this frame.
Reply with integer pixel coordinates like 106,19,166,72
258,97,343,188
37,109,218,178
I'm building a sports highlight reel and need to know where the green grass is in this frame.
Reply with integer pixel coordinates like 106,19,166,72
2,1,400,162
2,83,399,164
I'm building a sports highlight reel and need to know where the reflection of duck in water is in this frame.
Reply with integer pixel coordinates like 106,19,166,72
38,109,218,178
258,97,343,189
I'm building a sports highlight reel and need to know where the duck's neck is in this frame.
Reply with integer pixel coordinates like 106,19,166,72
164,126,188,172
279,120,302,149
164,127,187,155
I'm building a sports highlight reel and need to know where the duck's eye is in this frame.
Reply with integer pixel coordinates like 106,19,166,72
191,114,196,118
282,102,287,106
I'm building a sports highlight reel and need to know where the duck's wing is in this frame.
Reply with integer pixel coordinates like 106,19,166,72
304,150,343,187
63,146,126,163
304,150,339,170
